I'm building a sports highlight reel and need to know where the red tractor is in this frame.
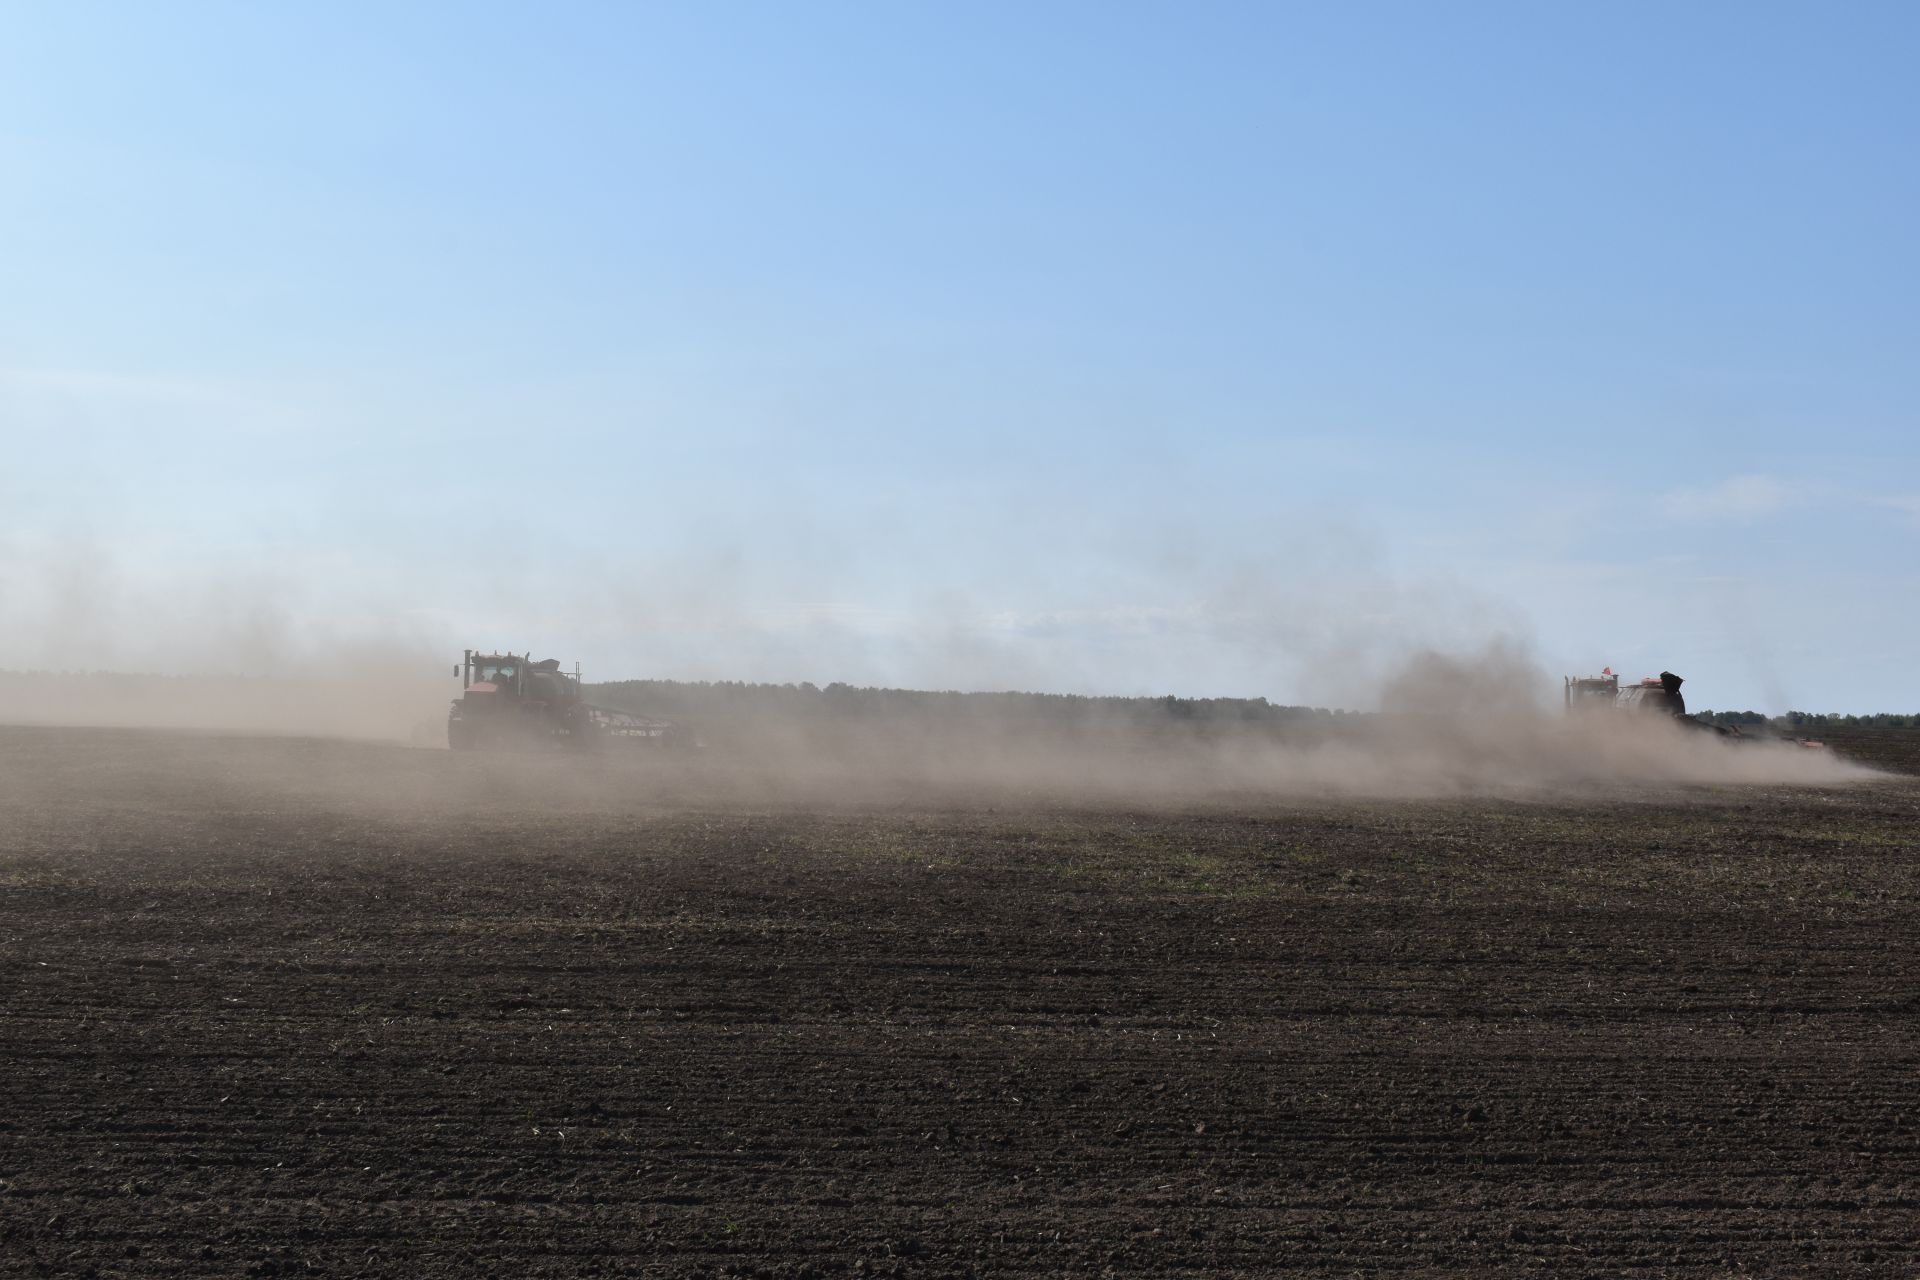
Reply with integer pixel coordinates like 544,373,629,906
448,650,688,751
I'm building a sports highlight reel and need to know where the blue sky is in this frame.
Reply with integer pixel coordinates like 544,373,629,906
2,1,1915,711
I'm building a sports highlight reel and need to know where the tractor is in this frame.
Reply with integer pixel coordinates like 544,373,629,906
447,650,688,751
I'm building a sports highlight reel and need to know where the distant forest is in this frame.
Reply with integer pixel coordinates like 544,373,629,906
590,679,1349,724
590,678,1919,729
1694,709,1920,730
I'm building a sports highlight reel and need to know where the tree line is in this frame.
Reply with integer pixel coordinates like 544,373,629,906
590,679,1920,731
1694,710,1920,730
590,679,1354,724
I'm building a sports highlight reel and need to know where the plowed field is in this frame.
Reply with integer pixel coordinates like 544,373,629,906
3,726,1918,1277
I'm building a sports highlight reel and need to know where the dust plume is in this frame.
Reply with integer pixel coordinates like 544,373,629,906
0,661,449,745
0,530,1882,796
0,623,1880,804
0,538,449,741
557,640,1876,804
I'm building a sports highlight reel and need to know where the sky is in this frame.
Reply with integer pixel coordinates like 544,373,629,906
1,1,1916,712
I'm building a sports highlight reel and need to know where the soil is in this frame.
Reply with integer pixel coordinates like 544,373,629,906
3,725,1918,1277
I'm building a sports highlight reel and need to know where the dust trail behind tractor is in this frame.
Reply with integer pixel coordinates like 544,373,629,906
447,651,693,751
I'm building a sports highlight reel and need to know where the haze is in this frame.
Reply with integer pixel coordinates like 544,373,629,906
2,3,1916,712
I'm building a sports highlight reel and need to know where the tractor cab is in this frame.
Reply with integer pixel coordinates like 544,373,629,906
456,652,579,705
1563,671,1620,711
467,654,522,694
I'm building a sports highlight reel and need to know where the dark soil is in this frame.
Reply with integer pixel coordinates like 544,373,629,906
3,726,1918,1277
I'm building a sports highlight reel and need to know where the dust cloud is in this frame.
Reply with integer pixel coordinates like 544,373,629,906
0,660,448,745
0,540,451,741
0,539,1879,801
0,637,1881,804
670,683,1876,806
